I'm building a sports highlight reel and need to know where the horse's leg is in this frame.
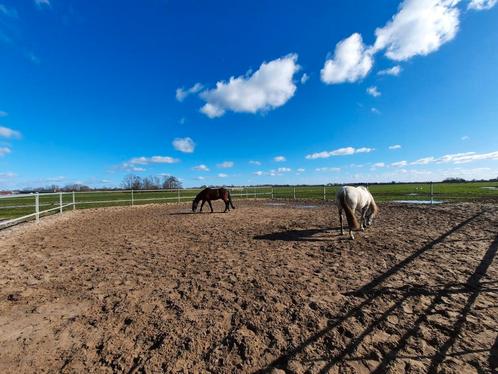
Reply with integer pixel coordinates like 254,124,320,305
349,228,355,240
360,207,367,231
224,199,229,212
200,200,205,212
208,200,214,213
338,209,344,235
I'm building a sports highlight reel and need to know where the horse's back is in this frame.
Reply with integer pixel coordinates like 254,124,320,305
336,186,370,209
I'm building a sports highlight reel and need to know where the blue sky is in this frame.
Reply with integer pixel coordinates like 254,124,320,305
1,0,497,189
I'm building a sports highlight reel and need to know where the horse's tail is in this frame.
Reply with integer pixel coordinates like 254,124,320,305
339,191,359,230
228,190,235,209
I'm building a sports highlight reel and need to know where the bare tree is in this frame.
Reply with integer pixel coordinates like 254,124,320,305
121,174,142,190
162,176,182,189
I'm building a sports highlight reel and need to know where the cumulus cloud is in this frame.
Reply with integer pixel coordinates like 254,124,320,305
373,162,386,168
274,156,286,162
0,126,21,139
249,160,261,166
378,65,402,76
321,33,373,84
199,54,300,118
373,0,460,61
253,171,264,176
193,164,209,171
468,0,497,10
367,86,381,97
371,107,381,114
217,161,234,169
0,146,11,156
217,173,228,178
176,83,203,102
389,144,402,150
172,137,195,153
300,73,309,84
305,146,374,160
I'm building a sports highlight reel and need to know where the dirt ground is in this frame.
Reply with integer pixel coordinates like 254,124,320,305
0,200,497,373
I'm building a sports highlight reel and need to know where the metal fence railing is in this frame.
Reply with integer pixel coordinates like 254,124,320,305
1,182,497,229
0,187,273,229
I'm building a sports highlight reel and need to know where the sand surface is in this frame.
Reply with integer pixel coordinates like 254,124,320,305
0,201,497,373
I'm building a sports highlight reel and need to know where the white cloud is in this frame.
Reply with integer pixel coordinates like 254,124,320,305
389,144,402,150
438,151,498,164
172,137,195,153
468,0,497,10
0,172,16,178
392,160,408,167
217,161,234,168
249,160,261,166
200,54,300,118
194,176,205,181
300,73,309,84
315,167,341,172
122,155,179,171
0,126,21,139
176,83,203,102
373,162,385,168
0,146,11,156
378,65,402,76
253,171,264,176
276,167,291,172
321,33,374,84
274,156,286,162
305,146,374,160
461,135,470,141
371,107,381,114
217,173,228,178
373,0,460,61
367,86,381,97
296,168,305,173
411,157,436,165
193,164,209,171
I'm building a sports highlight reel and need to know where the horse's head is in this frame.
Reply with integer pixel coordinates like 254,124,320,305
365,203,379,227
192,199,199,212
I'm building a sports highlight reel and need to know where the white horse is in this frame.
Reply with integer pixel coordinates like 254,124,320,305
336,186,379,240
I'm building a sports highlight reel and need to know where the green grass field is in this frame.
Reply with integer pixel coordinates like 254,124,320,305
1,182,497,223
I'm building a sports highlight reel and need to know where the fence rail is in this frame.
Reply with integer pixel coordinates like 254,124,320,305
1,182,497,229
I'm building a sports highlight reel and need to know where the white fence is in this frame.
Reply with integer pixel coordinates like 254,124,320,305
0,187,273,229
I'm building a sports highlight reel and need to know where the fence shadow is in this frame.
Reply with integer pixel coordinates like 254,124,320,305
254,227,342,242
256,211,490,373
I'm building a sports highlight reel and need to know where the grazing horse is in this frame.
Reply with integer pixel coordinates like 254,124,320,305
192,187,235,213
336,186,379,240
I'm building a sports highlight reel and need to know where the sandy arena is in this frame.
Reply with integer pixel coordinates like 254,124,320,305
0,201,497,373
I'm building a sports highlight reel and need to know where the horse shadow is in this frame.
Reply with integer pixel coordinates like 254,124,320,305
254,227,342,242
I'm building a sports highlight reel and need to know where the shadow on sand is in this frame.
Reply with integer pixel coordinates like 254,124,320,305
254,227,343,242
256,210,498,373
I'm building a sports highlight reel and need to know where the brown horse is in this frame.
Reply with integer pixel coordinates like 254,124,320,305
192,187,235,213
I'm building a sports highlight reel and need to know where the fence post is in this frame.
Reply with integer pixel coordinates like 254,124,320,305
59,192,63,214
323,185,326,200
177,188,181,203
271,186,274,199
254,187,256,200
72,191,76,210
293,186,296,200
246,187,249,200
430,182,434,205
35,193,40,223
131,190,134,206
